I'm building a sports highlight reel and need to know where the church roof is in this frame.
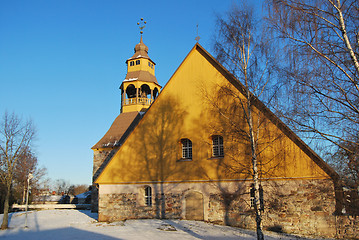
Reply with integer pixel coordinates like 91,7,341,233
92,111,143,149
124,71,159,85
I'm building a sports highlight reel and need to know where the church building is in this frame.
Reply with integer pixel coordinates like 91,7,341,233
91,34,343,238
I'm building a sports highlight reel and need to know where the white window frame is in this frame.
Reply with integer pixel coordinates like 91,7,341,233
145,186,152,206
212,135,224,157
181,138,192,160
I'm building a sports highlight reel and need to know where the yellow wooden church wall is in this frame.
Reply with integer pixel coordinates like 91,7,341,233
96,45,329,184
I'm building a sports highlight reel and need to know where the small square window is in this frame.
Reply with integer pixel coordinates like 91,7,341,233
130,61,134,66
136,60,140,65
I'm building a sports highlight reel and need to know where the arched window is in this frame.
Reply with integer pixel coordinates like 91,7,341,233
153,88,159,99
126,84,136,99
181,138,192,160
140,84,151,99
145,186,152,206
212,135,224,157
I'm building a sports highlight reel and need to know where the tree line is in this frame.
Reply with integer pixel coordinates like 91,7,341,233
0,112,89,229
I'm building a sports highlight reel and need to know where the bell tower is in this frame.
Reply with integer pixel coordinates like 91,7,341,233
120,19,161,113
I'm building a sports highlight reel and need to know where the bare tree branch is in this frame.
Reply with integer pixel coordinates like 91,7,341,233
0,112,36,229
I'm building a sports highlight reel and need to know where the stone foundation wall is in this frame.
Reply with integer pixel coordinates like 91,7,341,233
92,149,116,212
262,179,336,238
98,192,183,222
206,179,358,239
99,193,139,222
98,180,358,239
90,184,99,212
208,192,255,228
335,215,359,239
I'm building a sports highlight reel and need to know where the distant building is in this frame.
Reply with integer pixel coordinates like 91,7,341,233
75,191,91,204
91,36,345,238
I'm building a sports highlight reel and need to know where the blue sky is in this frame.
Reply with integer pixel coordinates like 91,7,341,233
0,0,258,186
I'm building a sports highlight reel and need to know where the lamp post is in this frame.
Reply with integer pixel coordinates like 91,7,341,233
24,173,33,229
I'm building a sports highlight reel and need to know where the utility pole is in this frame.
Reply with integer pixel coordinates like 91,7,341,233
24,173,33,229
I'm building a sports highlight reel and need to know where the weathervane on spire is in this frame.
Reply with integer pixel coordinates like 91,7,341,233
137,18,147,35
195,24,200,42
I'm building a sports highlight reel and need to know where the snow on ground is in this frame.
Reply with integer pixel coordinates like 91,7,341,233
0,210,328,240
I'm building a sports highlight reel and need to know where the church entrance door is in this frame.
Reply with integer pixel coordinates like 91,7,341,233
185,191,204,220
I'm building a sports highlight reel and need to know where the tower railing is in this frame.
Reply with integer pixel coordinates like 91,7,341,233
124,97,153,106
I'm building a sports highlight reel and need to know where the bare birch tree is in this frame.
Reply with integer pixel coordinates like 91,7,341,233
0,112,36,229
266,0,359,164
213,3,279,239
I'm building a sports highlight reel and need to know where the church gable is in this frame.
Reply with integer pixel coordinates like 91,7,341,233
95,44,335,184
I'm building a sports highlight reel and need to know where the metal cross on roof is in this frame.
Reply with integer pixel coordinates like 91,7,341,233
195,24,200,42
137,18,147,35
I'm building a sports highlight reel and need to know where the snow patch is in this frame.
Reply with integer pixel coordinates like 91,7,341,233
124,78,138,82
0,210,324,240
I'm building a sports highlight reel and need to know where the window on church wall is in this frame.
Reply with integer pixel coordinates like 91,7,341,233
130,61,134,66
147,62,154,69
181,138,192,160
145,186,152,206
212,135,224,158
136,60,140,65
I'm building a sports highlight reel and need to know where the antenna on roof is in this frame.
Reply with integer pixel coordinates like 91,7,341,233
137,18,147,35
195,24,200,42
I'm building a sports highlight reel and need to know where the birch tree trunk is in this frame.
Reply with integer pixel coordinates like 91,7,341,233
248,105,264,240
212,2,278,239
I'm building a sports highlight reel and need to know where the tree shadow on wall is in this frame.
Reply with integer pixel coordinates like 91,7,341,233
196,82,287,227
126,95,193,219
